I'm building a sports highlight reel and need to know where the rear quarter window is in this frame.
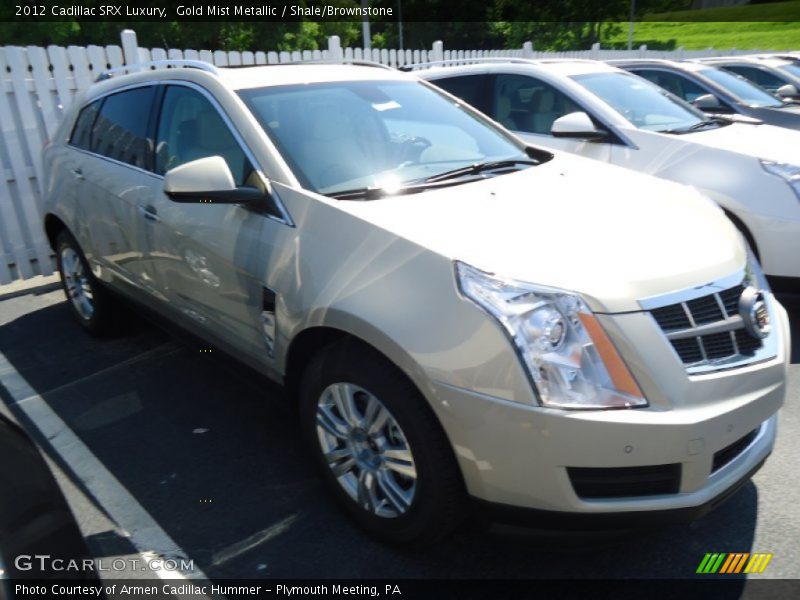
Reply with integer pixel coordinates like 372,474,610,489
89,86,156,169
69,100,101,150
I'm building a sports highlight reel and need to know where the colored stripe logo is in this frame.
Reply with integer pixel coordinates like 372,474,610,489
696,552,773,574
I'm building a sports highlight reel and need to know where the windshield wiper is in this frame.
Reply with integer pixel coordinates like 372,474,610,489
660,117,729,135
327,178,480,200
424,159,537,184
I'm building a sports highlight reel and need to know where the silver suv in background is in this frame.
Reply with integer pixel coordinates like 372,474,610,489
696,56,800,101
417,59,800,285
42,60,789,544
610,59,800,130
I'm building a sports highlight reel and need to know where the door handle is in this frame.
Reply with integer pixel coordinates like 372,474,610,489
138,205,160,223
70,167,84,180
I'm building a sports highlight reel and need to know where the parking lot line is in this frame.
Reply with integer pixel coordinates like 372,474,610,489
31,341,181,399
0,348,210,586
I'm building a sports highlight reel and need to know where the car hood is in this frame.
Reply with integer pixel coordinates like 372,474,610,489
683,121,800,163
338,153,744,313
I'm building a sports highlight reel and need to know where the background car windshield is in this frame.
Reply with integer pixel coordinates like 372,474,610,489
239,80,527,195
699,68,783,107
572,72,705,132
780,63,800,80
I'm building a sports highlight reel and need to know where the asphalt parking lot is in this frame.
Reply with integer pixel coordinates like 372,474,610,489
1,281,799,581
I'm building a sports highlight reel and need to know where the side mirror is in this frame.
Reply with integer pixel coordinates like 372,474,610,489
776,83,799,98
164,156,264,204
692,93,724,111
550,111,608,140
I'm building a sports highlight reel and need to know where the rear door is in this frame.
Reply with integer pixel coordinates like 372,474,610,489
76,85,159,296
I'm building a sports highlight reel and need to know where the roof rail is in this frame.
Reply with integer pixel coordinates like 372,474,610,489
398,57,601,71
95,60,220,82
228,58,393,70
398,57,539,71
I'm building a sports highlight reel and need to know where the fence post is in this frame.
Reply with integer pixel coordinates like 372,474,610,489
639,44,648,57
120,29,141,68
328,35,343,63
522,41,533,58
432,40,444,62
591,42,600,59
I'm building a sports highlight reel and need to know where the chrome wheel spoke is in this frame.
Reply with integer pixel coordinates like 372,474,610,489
61,251,76,275
381,446,417,479
78,295,93,316
317,405,349,440
331,383,360,428
377,471,413,514
357,470,377,512
326,448,356,477
364,398,390,436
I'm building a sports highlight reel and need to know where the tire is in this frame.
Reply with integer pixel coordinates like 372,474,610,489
299,339,466,546
55,230,122,336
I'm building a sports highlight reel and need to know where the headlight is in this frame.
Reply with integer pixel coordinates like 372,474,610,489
455,262,646,410
760,160,800,199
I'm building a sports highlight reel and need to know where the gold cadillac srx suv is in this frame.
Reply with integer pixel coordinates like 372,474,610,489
41,60,789,544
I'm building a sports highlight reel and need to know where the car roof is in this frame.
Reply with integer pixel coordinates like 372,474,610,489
84,62,414,100
416,59,622,79
608,59,711,73
694,56,794,68
218,64,413,89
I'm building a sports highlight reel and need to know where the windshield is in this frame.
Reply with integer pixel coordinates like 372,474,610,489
699,68,783,107
238,80,532,196
572,71,706,132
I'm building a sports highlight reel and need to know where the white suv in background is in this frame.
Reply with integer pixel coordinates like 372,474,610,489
417,59,800,286
42,60,788,544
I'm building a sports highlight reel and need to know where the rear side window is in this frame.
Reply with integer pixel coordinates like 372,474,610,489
90,87,155,169
433,75,490,113
493,74,582,135
633,69,707,103
69,100,101,150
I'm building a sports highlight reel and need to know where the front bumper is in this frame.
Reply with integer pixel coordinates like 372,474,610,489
426,300,788,518
473,452,769,530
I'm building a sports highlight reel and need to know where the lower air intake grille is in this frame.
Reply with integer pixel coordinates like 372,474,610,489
567,464,681,499
713,428,759,473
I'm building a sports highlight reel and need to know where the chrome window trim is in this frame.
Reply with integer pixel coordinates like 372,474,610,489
70,146,164,181
69,79,295,228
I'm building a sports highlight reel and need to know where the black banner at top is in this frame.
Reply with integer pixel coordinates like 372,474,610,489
4,0,800,23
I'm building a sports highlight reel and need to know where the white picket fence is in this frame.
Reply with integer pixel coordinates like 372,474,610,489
0,29,781,285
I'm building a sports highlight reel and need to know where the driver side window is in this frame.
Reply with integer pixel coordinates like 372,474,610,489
492,74,582,135
155,86,256,187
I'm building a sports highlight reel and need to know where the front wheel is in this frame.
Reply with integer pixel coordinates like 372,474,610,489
299,339,466,545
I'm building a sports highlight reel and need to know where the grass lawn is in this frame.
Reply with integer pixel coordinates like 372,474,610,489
602,1,800,50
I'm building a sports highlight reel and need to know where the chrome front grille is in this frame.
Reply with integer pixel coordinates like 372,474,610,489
649,283,764,369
